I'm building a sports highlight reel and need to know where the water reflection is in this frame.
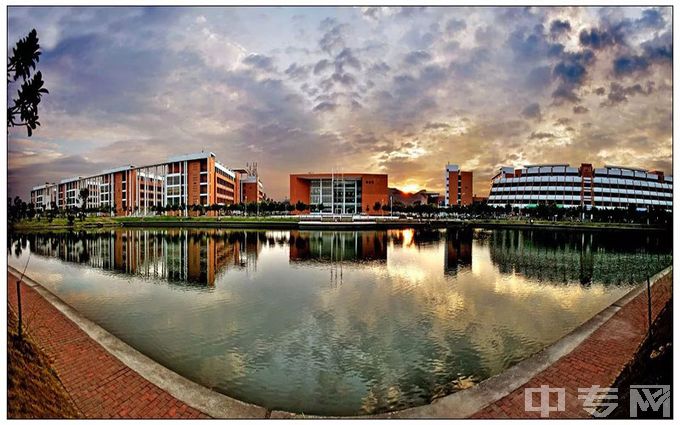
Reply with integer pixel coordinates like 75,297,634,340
444,229,473,276
487,229,672,284
6,227,672,415
289,231,387,263
13,230,270,287
11,228,672,289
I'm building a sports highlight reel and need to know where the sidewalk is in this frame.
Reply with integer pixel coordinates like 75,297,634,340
471,270,672,418
7,271,210,419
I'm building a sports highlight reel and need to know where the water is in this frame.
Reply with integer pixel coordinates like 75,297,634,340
7,228,672,415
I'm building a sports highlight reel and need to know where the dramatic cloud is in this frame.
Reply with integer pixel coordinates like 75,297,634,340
7,6,672,200
549,19,571,38
521,103,542,121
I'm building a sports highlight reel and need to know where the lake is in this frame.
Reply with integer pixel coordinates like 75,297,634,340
7,227,672,415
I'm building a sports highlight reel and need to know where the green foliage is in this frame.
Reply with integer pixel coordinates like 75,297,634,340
295,201,307,212
7,29,48,137
78,188,89,209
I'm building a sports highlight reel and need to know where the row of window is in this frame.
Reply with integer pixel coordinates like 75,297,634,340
593,169,666,181
491,186,672,198
489,194,673,206
495,175,671,186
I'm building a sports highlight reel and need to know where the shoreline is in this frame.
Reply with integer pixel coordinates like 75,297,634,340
10,217,670,232
7,264,673,418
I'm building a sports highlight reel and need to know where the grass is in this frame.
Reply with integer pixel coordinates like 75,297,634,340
10,215,300,230
11,215,663,231
10,216,118,230
7,307,82,419
611,291,672,418
463,218,665,229
113,215,300,222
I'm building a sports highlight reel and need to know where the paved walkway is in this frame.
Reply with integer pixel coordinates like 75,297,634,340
7,267,672,419
7,272,210,419
471,271,672,418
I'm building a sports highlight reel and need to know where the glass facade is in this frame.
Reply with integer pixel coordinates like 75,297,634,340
309,178,362,214
488,164,673,210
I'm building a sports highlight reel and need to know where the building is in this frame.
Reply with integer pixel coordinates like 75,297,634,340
30,152,261,216
233,165,265,203
487,163,673,210
30,182,58,209
388,187,440,206
290,172,388,215
472,195,488,204
445,164,473,206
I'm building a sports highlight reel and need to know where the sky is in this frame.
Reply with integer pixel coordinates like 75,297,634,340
7,6,673,200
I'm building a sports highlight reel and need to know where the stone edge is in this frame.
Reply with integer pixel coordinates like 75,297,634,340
9,264,672,419
8,266,268,419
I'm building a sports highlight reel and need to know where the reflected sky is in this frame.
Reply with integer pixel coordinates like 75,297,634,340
8,228,672,415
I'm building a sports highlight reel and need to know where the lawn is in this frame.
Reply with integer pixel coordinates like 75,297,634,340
8,307,82,418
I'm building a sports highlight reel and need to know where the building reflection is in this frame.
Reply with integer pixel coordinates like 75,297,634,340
289,231,387,264
444,228,473,275
15,229,268,287
387,228,444,248
488,229,672,284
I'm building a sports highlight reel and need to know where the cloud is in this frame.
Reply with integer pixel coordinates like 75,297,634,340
312,101,338,112
445,18,466,33
521,103,542,121
403,50,432,65
242,53,275,71
7,6,672,200
578,28,618,49
284,63,310,80
423,122,451,130
551,50,595,103
601,81,654,106
529,131,555,140
612,55,649,77
549,19,571,38
318,18,346,54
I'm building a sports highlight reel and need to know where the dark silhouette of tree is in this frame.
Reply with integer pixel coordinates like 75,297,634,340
8,29,48,137
295,200,307,213
79,187,89,210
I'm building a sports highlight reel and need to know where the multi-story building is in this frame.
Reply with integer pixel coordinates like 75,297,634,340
30,182,58,209
30,152,260,216
487,163,673,210
445,164,473,207
290,172,388,215
233,166,265,203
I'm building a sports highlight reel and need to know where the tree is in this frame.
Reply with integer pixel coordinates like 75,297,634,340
373,201,382,213
8,29,48,137
295,201,307,213
79,188,90,211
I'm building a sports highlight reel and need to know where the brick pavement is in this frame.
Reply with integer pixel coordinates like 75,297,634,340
7,268,672,419
472,271,672,418
7,271,210,419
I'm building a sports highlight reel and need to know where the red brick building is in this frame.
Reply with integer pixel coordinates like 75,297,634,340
32,152,259,216
445,164,473,206
290,172,388,215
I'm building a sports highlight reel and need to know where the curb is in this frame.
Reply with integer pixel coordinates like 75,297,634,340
8,266,267,419
8,264,672,418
